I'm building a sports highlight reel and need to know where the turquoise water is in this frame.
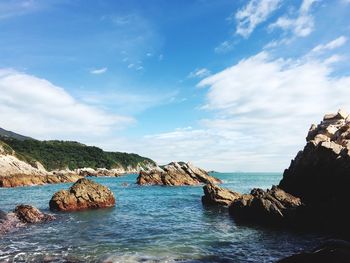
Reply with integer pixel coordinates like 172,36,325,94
0,173,325,262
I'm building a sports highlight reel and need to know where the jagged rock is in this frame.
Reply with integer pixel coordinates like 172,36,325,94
14,205,55,223
228,186,302,225
202,183,241,206
0,205,55,235
277,240,350,263
280,109,350,203
136,162,222,186
49,178,116,211
279,109,350,234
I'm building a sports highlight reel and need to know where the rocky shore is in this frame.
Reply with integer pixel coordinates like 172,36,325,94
137,162,222,186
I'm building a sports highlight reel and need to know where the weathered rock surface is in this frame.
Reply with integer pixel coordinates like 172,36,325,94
137,162,222,186
280,109,350,201
228,186,302,225
0,173,82,188
277,240,350,263
202,183,241,206
279,109,350,234
49,178,116,211
0,205,55,235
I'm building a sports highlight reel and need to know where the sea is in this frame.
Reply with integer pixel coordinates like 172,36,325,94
0,173,326,262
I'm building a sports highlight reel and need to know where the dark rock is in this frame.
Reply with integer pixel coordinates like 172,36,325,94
229,186,302,225
277,240,350,263
279,109,350,234
137,162,222,186
49,178,116,211
202,183,241,206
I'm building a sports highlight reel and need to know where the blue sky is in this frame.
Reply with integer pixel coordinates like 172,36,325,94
1,0,350,171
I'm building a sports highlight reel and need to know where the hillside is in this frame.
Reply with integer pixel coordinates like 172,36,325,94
0,128,156,171
0,128,32,141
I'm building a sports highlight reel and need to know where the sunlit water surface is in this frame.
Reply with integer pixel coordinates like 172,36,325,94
0,173,325,262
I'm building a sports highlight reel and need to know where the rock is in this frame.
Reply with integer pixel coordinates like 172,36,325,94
49,178,115,211
136,162,222,186
0,173,82,188
277,240,350,263
0,205,55,235
14,205,55,223
228,186,302,225
279,109,350,235
202,183,241,206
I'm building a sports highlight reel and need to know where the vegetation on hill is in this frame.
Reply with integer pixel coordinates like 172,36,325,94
0,127,33,141
0,137,156,171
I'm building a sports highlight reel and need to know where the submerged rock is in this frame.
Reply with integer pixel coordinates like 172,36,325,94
277,240,350,263
137,162,222,186
202,183,241,206
49,178,116,211
228,186,302,225
0,205,55,235
14,204,55,223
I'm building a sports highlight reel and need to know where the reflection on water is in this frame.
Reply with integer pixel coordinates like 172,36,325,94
0,173,325,262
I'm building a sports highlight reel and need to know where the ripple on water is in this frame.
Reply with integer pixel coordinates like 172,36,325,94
0,173,325,262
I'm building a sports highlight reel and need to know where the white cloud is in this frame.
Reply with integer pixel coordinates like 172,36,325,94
311,36,347,53
214,41,235,53
235,0,281,38
189,49,350,171
269,0,317,37
90,67,107,75
0,68,133,140
188,68,211,79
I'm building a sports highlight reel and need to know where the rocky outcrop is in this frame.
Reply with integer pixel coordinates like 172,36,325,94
202,183,241,206
280,109,350,203
49,178,116,211
137,162,222,186
228,186,302,225
277,240,350,263
0,205,55,235
279,109,350,234
0,173,82,188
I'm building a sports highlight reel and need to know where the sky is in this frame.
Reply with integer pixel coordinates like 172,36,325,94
0,0,350,172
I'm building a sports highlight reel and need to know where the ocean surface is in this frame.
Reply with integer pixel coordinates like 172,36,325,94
0,173,325,263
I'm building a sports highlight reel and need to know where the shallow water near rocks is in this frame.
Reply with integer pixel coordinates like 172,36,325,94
0,173,325,262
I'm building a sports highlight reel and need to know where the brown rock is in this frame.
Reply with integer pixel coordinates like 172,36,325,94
0,173,82,188
202,183,241,206
49,178,115,211
137,162,222,186
14,205,55,223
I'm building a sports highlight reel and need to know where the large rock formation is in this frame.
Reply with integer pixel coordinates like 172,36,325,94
280,109,350,203
0,205,55,235
49,178,116,211
279,109,350,233
202,183,241,206
137,162,222,186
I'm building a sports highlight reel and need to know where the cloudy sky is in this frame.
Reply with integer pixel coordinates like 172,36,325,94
1,0,350,171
